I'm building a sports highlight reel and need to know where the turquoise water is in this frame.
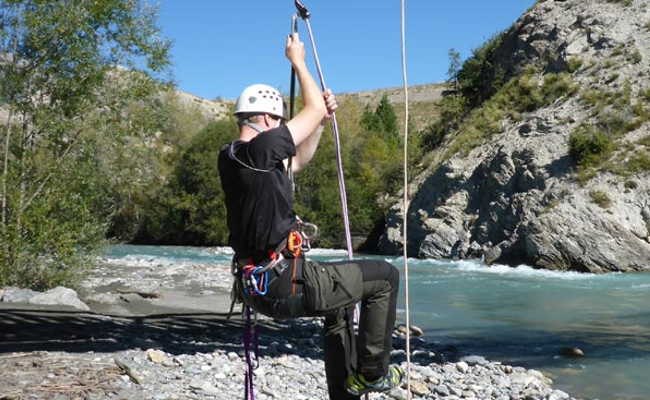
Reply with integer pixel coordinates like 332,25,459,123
105,245,650,400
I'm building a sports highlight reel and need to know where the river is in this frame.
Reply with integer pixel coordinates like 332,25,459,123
105,245,650,400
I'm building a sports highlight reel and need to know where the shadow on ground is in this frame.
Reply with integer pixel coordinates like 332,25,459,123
0,308,310,356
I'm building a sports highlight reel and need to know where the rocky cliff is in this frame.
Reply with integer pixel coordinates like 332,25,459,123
375,0,650,273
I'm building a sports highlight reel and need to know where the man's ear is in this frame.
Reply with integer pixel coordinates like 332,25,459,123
263,114,273,129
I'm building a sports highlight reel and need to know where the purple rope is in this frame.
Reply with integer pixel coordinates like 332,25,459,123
243,306,258,400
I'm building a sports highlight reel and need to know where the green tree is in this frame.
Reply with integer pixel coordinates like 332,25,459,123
136,119,236,245
0,0,171,289
106,91,213,241
447,48,462,91
361,95,399,142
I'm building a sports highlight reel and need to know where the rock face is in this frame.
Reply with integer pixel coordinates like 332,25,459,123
174,89,232,120
376,0,650,272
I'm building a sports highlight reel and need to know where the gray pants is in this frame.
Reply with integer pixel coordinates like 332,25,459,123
304,260,400,400
244,258,400,400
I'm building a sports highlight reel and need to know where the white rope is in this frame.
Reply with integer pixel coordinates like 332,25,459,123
400,1,413,399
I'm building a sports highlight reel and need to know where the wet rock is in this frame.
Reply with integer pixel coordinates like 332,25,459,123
560,347,585,357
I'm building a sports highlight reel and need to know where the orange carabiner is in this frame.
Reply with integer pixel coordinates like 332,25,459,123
287,231,302,257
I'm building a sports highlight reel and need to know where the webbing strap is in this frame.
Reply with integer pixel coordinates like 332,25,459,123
243,306,258,400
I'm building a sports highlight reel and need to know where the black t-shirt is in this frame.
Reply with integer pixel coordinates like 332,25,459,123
218,125,297,260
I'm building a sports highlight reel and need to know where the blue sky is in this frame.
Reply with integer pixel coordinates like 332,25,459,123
158,1,536,100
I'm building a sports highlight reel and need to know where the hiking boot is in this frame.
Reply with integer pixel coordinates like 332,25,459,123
345,365,404,396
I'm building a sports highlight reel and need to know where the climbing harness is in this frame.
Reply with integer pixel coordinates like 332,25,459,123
232,227,309,299
234,229,307,400
400,1,413,398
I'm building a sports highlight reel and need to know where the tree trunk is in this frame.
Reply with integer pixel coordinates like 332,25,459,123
15,118,28,233
1,109,13,232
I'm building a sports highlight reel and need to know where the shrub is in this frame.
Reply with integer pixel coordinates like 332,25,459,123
603,58,617,69
567,57,583,73
629,50,643,64
607,0,633,7
422,94,467,151
639,135,650,146
612,45,626,57
136,120,236,245
569,126,613,167
457,31,507,108
443,69,577,158
627,151,650,173
640,88,650,102
0,1,171,290
589,190,612,208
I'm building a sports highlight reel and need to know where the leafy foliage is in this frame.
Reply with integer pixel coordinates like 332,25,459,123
444,68,577,157
422,38,578,155
607,0,633,6
135,120,235,245
567,57,583,73
456,32,507,108
137,95,415,249
571,84,650,181
589,190,612,208
0,0,171,289
568,126,614,167
295,96,414,247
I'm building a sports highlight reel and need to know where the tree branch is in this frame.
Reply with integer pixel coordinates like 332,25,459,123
19,127,83,214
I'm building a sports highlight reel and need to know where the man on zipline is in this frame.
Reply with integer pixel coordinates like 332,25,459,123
219,32,403,399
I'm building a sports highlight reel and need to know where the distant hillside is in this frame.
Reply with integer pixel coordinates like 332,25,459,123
338,83,446,106
174,90,233,121
338,83,447,132
191,83,447,133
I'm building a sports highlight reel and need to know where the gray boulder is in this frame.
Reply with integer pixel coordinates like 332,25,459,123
29,286,90,311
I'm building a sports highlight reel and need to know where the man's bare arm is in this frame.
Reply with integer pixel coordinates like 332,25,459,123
292,89,337,172
284,33,327,147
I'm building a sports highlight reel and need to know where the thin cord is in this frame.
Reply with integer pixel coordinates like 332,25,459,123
303,19,354,260
400,0,412,399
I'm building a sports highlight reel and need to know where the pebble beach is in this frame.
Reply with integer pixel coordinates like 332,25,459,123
0,252,582,400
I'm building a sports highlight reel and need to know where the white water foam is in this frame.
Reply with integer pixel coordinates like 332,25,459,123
206,246,234,255
100,255,204,269
387,256,602,281
454,260,599,280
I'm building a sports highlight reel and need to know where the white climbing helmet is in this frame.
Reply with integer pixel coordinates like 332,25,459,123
234,84,285,119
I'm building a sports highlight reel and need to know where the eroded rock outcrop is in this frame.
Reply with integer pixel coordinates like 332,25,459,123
376,0,650,272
